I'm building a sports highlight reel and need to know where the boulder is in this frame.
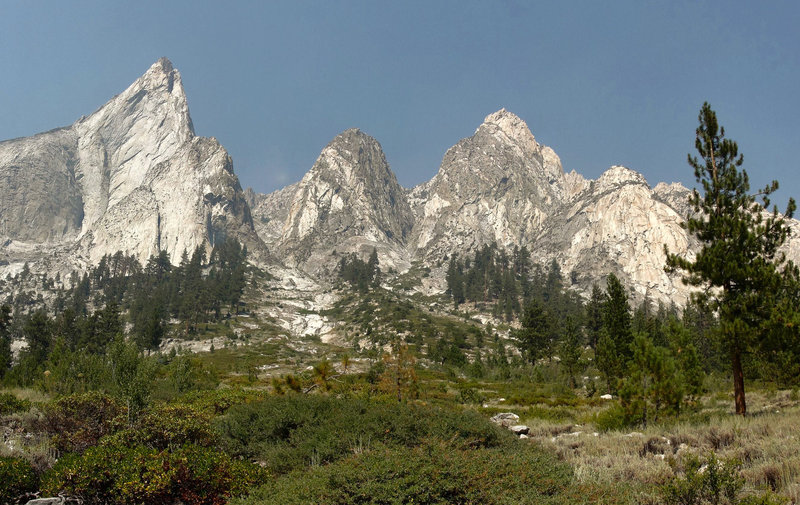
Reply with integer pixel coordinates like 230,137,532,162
490,412,520,428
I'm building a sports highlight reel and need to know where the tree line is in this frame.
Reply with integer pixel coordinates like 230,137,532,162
0,240,248,388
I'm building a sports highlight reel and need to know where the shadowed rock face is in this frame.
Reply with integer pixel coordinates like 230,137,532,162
0,58,260,272
0,128,83,243
408,109,567,262
275,128,414,274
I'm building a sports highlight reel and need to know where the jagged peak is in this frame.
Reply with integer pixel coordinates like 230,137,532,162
477,108,537,146
155,57,174,74
304,127,391,185
75,57,195,138
595,165,649,191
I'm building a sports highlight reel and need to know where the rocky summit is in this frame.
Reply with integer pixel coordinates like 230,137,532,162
3,60,799,307
0,58,261,278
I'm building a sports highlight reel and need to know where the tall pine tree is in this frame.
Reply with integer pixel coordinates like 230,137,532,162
666,103,796,415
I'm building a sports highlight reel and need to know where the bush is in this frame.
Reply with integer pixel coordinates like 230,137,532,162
662,453,743,505
0,393,31,415
41,392,125,453
216,395,512,474
234,441,572,505
181,388,268,415
0,456,38,504
102,403,216,450
592,403,632,432
42,442,267,505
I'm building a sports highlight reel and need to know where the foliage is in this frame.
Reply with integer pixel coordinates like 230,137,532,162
665,102,797,415
377,342,418,402
107,337,158,419
0,392,31,415
234,441,574,505
619,333,684,427
42,442,266,505
0,305,12,378
595,273,633,392
516,298,553,365
338,248,380,292
102,402,216,450
0,456,38,505
662,453,743,505
42,392,126,454
215,395,511,475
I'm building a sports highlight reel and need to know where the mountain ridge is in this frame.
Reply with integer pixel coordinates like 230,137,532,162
3,60,798,309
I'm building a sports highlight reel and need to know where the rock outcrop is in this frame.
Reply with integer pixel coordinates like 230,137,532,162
0,58,261,276
276,129,414,274
409,109,567,262
536,166,693,305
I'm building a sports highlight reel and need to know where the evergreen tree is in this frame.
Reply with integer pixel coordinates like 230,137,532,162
516,299,552,365
596,273,633,391
559,316,582,387
619,334,683,427
0,305,12,376
666,103,796,415
585,284,604,349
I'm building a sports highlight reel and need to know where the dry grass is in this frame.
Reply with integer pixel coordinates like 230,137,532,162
523,390,800,503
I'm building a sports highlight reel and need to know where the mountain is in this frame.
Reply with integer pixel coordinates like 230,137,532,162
408,109,567,261
535,166,694,305
273,128,414,275
0,58,261,277
4,59,797,311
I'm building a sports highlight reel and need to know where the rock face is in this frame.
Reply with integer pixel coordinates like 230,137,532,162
251,108,800,306
536,166,693,305
276,129,414,274
0,58,261,274
409,109,566,262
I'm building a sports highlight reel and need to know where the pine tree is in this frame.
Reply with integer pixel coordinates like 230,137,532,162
666,103,796,415
585,284,604,349
0,305,12,376
516,299,551,365
559,316,582,387
596,273,633,391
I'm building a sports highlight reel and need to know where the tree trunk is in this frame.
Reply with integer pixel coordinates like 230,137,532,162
732,349,746,416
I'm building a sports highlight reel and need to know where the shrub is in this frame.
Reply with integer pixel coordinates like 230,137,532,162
233,441,572,505
662,453,743,505
216,395,512,474
592,403,632,432
181,388,268,415
41,392,125,453
0,456,38,504
0,393,31,415
103,403,216,450
42,442,267,505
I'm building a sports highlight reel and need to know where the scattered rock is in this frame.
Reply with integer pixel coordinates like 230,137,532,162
490,412,520,428
510,425,530,436
600,394,613,400
25,498,80,505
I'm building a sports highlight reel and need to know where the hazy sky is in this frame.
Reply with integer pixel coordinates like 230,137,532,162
2,1,798,207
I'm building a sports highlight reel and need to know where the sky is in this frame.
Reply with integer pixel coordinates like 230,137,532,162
1,0,799,207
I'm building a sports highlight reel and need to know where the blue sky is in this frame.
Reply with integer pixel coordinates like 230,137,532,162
1,1,798,207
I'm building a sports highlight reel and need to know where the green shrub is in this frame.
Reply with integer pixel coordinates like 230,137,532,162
42,442,267,505
662,453,743,505
181,388,268,415
234,441,572,505
0,456,38,504
216,395,511,474
42,392,125,453
592,403,633,432
0,392,31,416
103,402,216,450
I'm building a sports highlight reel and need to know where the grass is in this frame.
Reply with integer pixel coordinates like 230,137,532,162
520,389,800,503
